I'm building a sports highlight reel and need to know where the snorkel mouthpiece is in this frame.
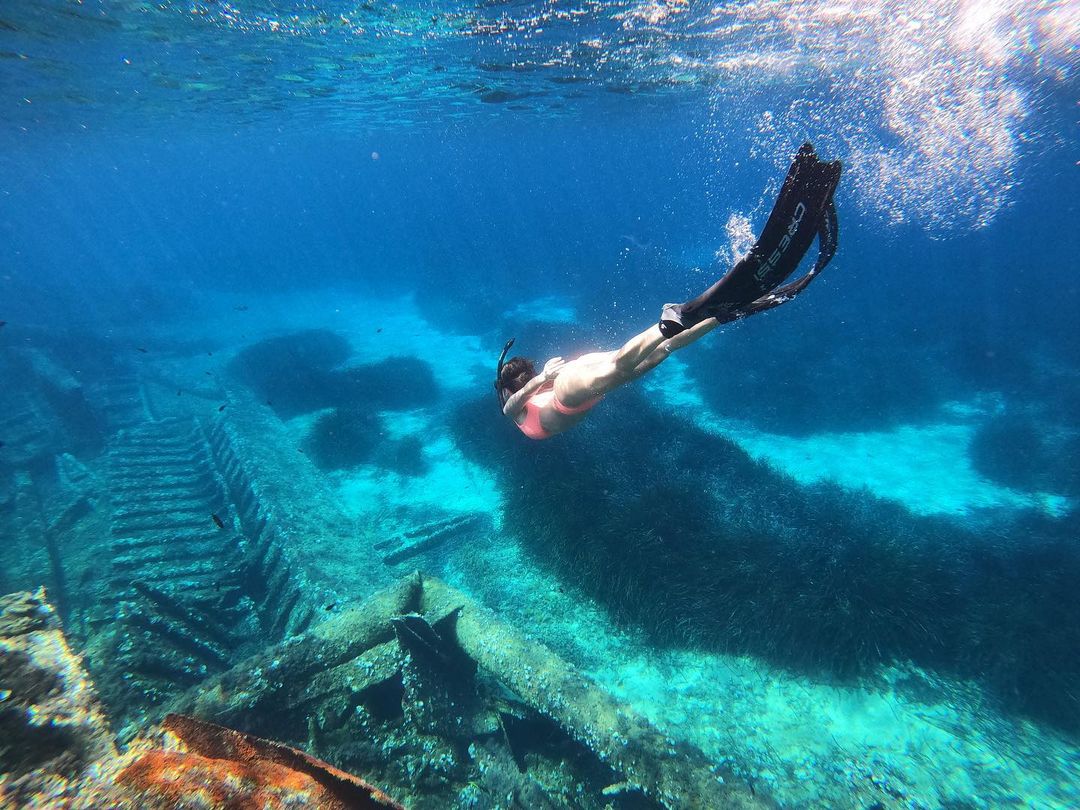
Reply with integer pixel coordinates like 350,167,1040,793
494,337,516,407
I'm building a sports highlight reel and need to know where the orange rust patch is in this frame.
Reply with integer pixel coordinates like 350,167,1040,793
117,750,325,808
117,715,403,810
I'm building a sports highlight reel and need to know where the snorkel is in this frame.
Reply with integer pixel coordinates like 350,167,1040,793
494,337,515,408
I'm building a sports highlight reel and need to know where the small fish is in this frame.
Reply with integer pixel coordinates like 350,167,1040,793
234,304,248,312
211,513,225,529
376,327,383,333
0,321,6,329
205,371,212,376
619,234,651,250
0,440,5,449
136,347,148,353
176,389,182,396
323,602,337,612
207,351,213,356
218,404,226,412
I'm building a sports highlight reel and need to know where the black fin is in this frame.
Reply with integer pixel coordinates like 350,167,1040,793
722,198,839,322
660,144,841,336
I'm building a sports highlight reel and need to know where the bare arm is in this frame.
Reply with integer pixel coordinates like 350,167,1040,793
502,357,566,418
502,373,549,418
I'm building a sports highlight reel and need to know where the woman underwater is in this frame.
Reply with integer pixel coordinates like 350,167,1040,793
496,143,842,441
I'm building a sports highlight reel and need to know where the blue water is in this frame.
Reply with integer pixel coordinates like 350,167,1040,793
1,1,1079,807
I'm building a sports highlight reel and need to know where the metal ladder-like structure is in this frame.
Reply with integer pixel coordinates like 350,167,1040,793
105,418,246,693
85,374,152,432
103,417,311,704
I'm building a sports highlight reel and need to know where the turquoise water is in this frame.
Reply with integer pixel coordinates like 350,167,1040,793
1,1,1078,807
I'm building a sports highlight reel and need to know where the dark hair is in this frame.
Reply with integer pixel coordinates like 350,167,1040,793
497,356,536,398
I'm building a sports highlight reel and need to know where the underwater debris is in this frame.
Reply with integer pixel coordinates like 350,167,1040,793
390,611,474,674
418,577,762,810
80,416,318,724
167,574,420,725
1,573,765,807
375,512,487,565
0,393,101,621
6,345,104,456
81,372,150,432
0,588,405,808
0,398,54,466
167,573,768,809
205,400,356,588
0,589,53,635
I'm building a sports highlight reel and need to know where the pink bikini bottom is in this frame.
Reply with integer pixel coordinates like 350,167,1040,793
517,389,602,440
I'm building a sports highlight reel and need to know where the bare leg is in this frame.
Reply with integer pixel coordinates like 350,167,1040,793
556,321,719,404
554,325,667,405
611,325,669,372
628,318,719,380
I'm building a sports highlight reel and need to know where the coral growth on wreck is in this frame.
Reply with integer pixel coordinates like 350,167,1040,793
2,581,750,810
0,589,117,809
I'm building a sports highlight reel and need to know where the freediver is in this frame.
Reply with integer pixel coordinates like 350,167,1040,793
496,143,842,441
